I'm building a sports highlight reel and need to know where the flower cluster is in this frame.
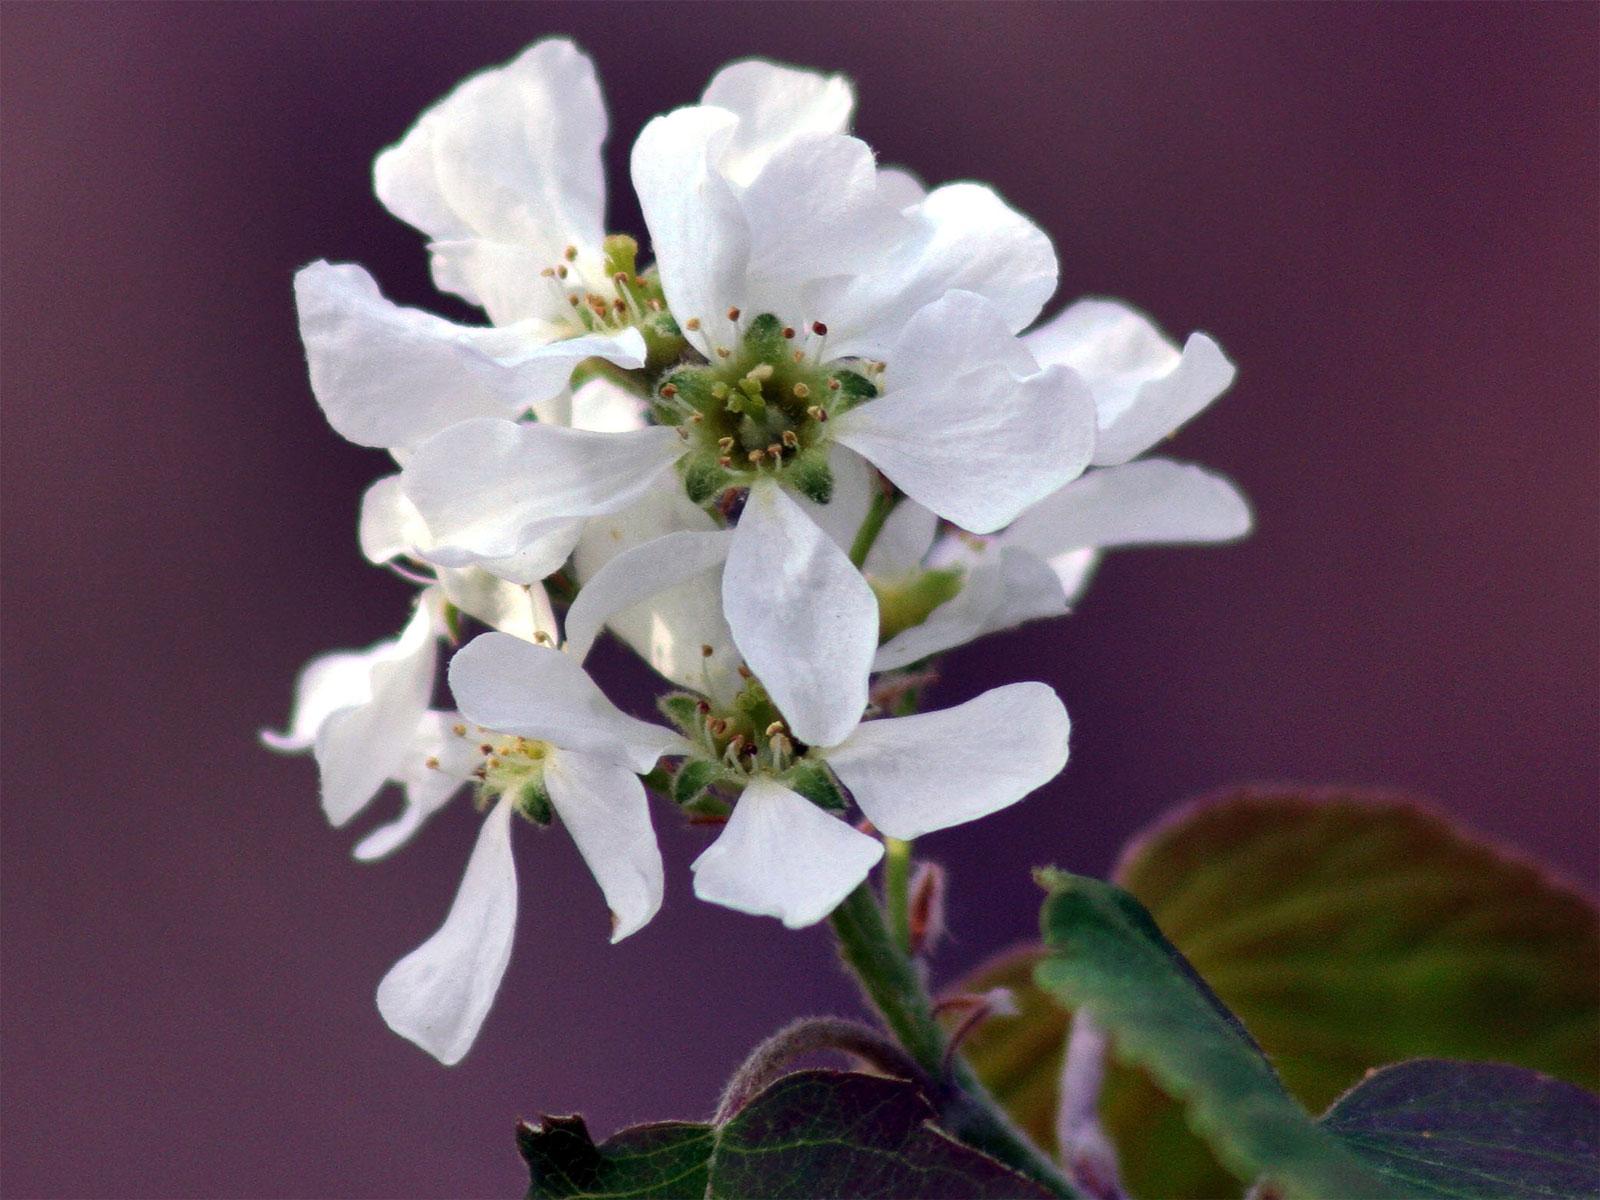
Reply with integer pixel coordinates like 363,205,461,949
267,40,1248,1065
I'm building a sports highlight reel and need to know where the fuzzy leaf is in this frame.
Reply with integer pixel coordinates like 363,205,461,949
1318,1059,1600,1199
957,789,1600,1198
520,1069,1054,1200
1034,870,1404,1199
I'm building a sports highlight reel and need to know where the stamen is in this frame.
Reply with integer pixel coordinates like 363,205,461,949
685,317,702,331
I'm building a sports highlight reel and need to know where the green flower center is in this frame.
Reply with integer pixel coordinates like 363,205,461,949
473,733,556,824
653,313,879,506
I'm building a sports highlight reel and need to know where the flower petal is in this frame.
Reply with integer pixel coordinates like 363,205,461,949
262,646,385,753
821,183,1057,359
873,547,1067,672
313,596,440,826
831,292,1097,533
375,797,517,1065
791,444,876,556
353,711,478,862
358,474,427,564
295,262,644,451
544,749,663,942
700,60,854,185
400,418,681,562
564,530,734,664
1003,458,1252,559
862,499,939,577
374,38,606,259
437,569,557,643
573,484,742,701
826,682,1070,840
1025,299,1237,466
690,777,882,928
631,106,749,358
722,481,878,748
448,632,685,773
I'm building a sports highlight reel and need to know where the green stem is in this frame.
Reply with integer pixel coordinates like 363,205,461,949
884,837,913,954
848,489,897,568
828,885,1082,1198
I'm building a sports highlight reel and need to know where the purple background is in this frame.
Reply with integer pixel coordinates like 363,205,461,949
3,4,1596,1197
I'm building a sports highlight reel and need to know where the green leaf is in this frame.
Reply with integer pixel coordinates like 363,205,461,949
1319,1059,1600,1199
1034,869,1406,1199
957,789,1600,1198
519,1069,1055,1200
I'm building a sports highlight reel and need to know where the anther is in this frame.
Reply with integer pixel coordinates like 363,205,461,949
763,721,785,737
425,756,441,770
806,405,825,421
688,412,703,423
717,436,735,451
452,724,467,737
563,245,578,261
556,264,568,279
747,449,765,463
766,443,783,457
782,326,796,339
633,275,648,288
717,456,732,468
716,347,731,359
810,321,828,336
677,427,691,440
781,430,799,448
685,317,701,331
828,378,841,391
647,298,662,311
695,699,712,713
726,734,746,757
540,267,556,277
792,382,810,399
612,298,626,313
701,644,715,657
726,306,741,322
568,295,581,307
660,384,679,398
479,744,494,755
533,630,553,645
737,665,753,679
792,350,806,363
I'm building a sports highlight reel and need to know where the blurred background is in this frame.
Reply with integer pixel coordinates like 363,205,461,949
3,3,1596,1196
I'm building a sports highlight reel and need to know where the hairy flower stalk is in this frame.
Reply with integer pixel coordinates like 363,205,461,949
266,34,1248,1188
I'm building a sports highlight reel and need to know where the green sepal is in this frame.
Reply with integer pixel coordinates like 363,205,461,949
659,367,720,416
787,447,834,505
682,454,733,505
783,759,847,812
639,765,674,797
516,779,554,826
657,692,705,738
442,601,464,643
828,369,878,414
642,312,686,373
681,793,732,822
673,759,723,807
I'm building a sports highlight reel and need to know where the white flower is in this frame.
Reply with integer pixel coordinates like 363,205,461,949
999,300,1252,600
690,675,1071,929
262,593,445,828
374,631,685,1065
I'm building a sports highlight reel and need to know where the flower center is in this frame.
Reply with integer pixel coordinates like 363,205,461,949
653,313,880,506
472,732,557,823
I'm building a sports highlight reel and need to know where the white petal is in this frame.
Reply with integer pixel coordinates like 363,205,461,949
448,632,684,773
738,134,910,284
862,500,939,577
1026,299,1237,466
826,682,1070,840
822,183,1057,360
544,749,663,942
437,569,557,642
722,482,878,748
358,474,428,564
875,166,927,209
566,376,649,433
353,711,477,861
831,293,1097,533
873,547,1066,672
313,597,440,825
631,106,749,358
400,418,681,562
263,645,386,753
296,262,537,450
374,38,607,259
1050,547,1102,605
572,484,742,700
700,60,854,185
1003,459,1252,558
376,798,517,1065
564,530,733,664
690,777,881,928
